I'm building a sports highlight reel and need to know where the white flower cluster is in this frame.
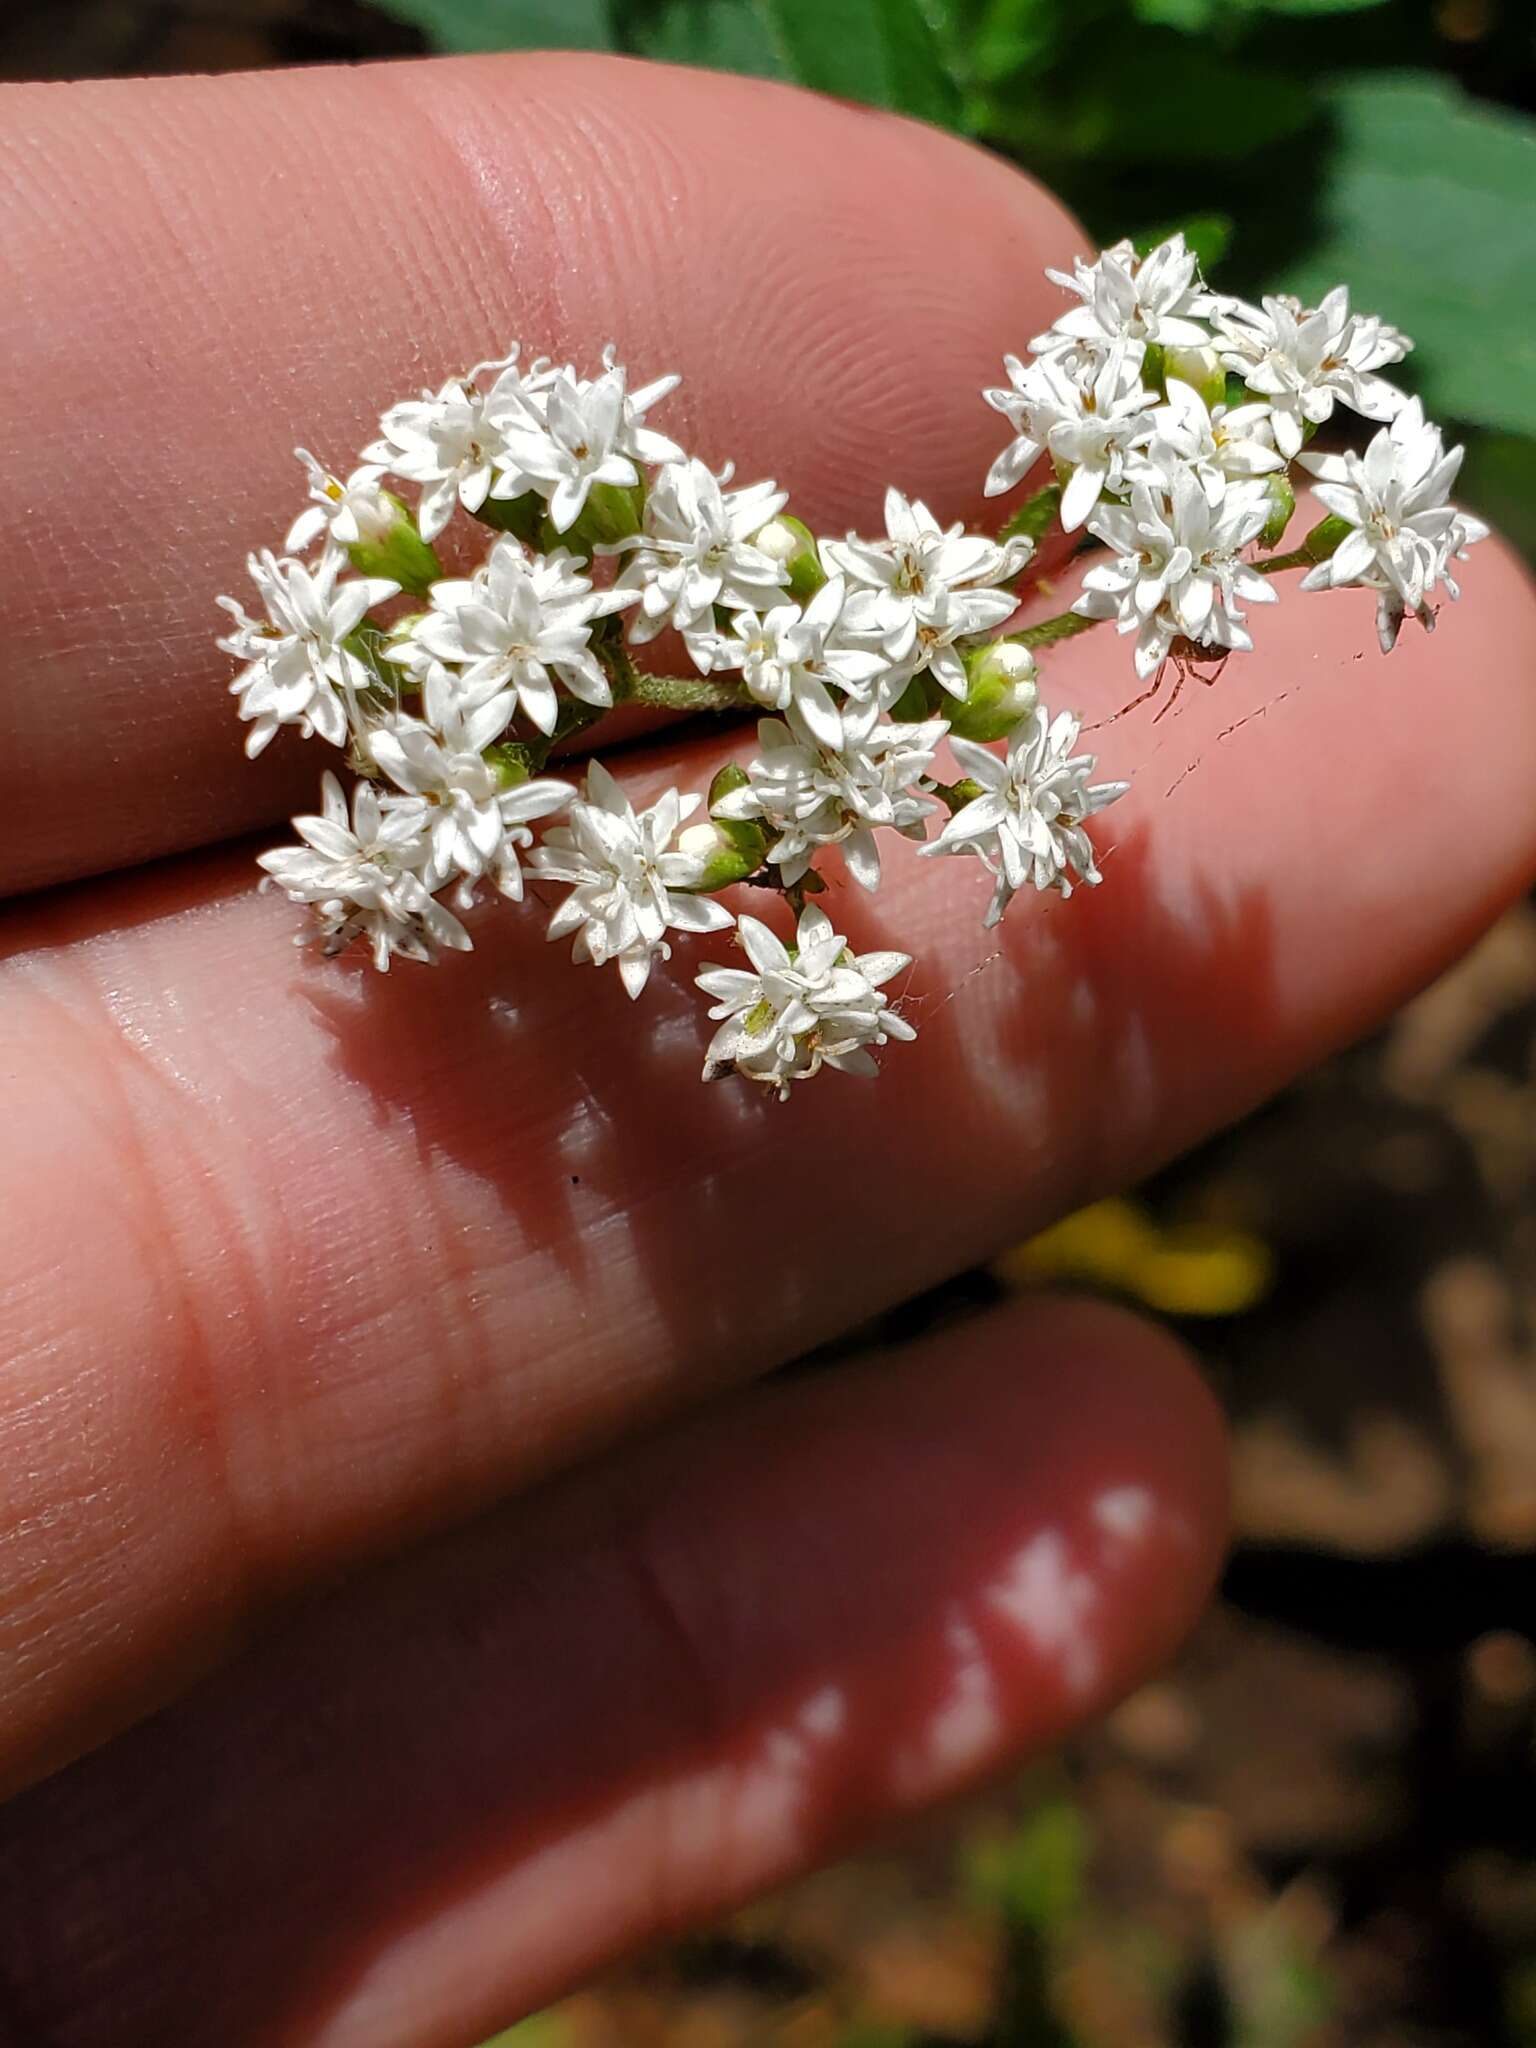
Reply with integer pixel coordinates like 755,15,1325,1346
986,233,1486,674
223,238,1486,1099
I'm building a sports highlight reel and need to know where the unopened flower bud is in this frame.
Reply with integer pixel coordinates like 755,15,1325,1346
949,639,1039,743
561,480,646,554
1163,346,1226,411
675,819,763,892
348,492,443,595
1303,512,1354,563
707,762,771,868
753,515,825,601
1259,474,1296,551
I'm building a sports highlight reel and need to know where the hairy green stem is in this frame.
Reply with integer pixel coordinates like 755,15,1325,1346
1254,546,1314,576
1016,608,1101,650
999,479,1063,549
625,672,756,714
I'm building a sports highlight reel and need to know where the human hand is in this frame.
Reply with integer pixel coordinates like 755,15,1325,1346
0,51,1532,2048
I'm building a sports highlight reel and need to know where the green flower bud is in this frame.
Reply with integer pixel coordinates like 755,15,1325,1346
558,479,646,555
483,742,536,788
888,672,942,723
1259,474,1296,551
1303,512,1353,564
753,514,826,601
707,762,771,867
674,819,764,892
473,491,546,546
348,491,443,595
948,639,1039,743
1163,346,1227,412
1140,341,1167,397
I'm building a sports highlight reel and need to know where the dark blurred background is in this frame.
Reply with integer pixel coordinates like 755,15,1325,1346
7,3,1535,2043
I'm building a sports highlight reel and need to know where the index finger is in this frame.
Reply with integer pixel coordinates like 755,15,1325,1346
0,53,1075,896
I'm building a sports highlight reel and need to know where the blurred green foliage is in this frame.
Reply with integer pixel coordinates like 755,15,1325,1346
367,0,1535,539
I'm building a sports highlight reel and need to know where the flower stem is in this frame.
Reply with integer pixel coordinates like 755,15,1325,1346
1254,546,1314,576
1016,608,1101,650
999,479,1063,550
625,672,755,714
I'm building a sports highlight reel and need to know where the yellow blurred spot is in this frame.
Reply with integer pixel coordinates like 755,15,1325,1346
995,1197,1273,1317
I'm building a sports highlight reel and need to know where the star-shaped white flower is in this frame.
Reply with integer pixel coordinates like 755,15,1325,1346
609,458,788,661
369,709,571,909
822,487,1029,689
984,342,1158,528
1075,472,1277,679
258,771,470,971
530,761,735,999
921,707,1128,926
711,577,891,748
366,349,529,541
712,711,946,890
218,550,399,757
1133,378,1284,507
1211,287,1409,458
696,902,915,1099
491,352,683,532
1033,234,1213,359
396,538,631,737
285,449,396,557
1298,399,1488,651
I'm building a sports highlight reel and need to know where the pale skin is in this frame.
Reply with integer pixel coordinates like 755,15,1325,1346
0,50,1533,2048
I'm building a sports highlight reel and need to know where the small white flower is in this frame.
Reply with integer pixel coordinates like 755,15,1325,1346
610,457,788,660
366,352,527,541
284,449,396,557
369,711,570,909
218,550,399,757
711,577,891,748
396,538,631,738
1075,472,1277,679
530,760,734,999
713,711,946,891
984,343,1157,526
696,903,915,1099
491,352,683,532
1212,287,1409,458
258,771,469,971
822,486,1028,690
1298,398,1488,651
921,707,1128,926
1034,234,1213,359
1134,378,1284,507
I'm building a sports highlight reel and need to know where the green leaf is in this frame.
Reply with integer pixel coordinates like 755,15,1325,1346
1255,0,1389,12
1458,432,1536,564
1132,210,1233,270
754,0,965,128
980,34,1314,164
1277,74,1536,438
616,0,786,73
370,0,615,51
953,0,1063,83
